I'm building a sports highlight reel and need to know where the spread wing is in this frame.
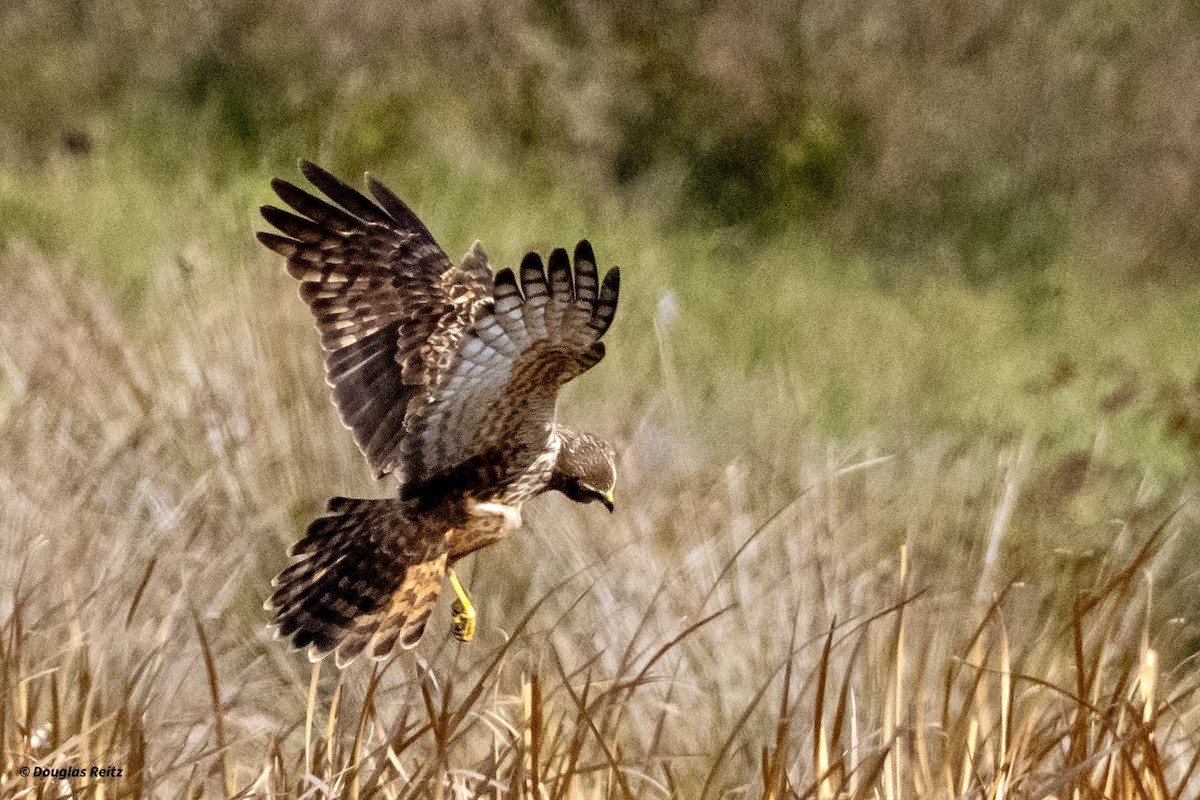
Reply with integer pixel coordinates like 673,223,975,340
257,162,492,479
400,242,619,497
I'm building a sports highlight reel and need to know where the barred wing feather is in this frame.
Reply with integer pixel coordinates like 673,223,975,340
257,162,491,479
400,242,619,494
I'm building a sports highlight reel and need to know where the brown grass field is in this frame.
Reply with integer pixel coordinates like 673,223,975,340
4,1,1200,795
1,230,1198,797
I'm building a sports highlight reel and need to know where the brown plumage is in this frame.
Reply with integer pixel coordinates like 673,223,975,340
258,162,621,665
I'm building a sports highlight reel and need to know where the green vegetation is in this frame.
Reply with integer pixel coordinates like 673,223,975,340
2,0,1199,796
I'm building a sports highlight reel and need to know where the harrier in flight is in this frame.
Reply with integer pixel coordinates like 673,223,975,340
258,162,620,666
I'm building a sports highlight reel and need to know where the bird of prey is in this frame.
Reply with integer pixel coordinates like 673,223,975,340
257,162,620,666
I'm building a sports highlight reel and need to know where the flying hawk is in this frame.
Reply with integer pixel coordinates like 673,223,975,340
258,162,620,666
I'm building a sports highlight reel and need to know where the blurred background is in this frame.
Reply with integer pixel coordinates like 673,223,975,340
2,1,1200,796
6,0,1200,467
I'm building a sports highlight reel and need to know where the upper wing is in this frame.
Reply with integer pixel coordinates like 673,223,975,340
399,242,619,497
257,162,491,478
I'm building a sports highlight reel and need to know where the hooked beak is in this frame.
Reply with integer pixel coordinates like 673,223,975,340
599,489,614,513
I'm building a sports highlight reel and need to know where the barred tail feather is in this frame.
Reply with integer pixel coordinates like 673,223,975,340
267,497,447,666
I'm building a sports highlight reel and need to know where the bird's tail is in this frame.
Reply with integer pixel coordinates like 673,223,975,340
266,497,448,666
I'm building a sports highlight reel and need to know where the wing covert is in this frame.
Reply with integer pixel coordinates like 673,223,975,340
399,241,620,495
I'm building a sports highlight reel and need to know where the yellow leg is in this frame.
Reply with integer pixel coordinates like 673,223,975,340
448,569,476,642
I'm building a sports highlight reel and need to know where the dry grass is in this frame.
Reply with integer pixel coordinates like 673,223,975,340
0,237,1198,798
4,3,1200,794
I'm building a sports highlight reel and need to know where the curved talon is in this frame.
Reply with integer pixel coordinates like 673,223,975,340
451,598,476,642
448,570,477,642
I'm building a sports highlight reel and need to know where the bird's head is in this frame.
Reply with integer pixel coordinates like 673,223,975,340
549,428,617,512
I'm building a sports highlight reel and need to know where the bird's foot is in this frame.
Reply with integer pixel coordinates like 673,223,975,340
448,569,476,642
